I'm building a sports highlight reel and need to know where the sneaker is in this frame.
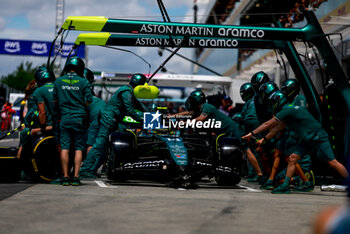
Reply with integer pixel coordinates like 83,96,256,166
293,181,314,192
71,177,82,186
247,175,260,183
61,177,70,186
260,179,274,190
292,177,301,186
50,177,62,185
259,175,269,185
272,184,291,194
305,170,315,186
80,172,99,179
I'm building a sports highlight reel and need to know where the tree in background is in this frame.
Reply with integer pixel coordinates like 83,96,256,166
1,62,36,91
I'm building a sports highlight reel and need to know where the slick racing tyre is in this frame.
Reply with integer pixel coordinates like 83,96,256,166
0,147,20,182
21,134,60,182
106,150,130,182
107,132,133,182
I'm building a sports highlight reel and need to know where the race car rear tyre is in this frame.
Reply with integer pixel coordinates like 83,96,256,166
0,147,20,183
21,134,60,183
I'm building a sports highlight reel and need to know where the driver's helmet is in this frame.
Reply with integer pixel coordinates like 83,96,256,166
281,78,300,102
64,56,85,77
130,73,147,88
240,82,255,102
251,71,270,92
258,81,279,103
34,66,55,87
83,68,95,85
268,90,288,114
232,112,243,125
186,90,206,111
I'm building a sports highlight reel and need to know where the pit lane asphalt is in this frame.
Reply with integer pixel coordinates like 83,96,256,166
0,139,347,234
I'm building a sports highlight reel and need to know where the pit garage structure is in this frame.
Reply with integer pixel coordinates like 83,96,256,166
60,10,350,170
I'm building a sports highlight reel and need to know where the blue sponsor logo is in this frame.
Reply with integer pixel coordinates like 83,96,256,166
143,111,162,129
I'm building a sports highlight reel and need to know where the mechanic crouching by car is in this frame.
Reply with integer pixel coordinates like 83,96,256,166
78,68,106,178
53,57,93,186
80,73,149,179
242,90,348,194
174,91,261,173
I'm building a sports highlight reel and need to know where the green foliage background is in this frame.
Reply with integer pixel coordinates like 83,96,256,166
1,62,36,91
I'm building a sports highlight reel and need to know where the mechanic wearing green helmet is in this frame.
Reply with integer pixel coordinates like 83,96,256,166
176,91,259,173
251,71,272,123
259,79,313,190
260,79,312,191
18,80,39,159
242,90,348,194
256,81,282,188
250,72,276,185
80,73,149,178
78,68,106,177
180,91,240,136
282,78,307,107
278,78,313,191
53,57,93,186
239,82,264,182
32,66,56,133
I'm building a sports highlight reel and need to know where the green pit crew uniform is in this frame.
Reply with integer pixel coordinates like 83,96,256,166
241,99,260,133
279,94,308,156
86,96,106,146
275,131,312,181
241,98,262,177
199,103,244,143
81,85,147,175
254,94,272,124
254,93,277,155
20,93,39,146
275,94,312,178
79,96,106,173
53,72,93,150
275,104,335,162
32,82,55,127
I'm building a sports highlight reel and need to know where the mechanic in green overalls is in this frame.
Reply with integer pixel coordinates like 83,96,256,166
17,79,39,158
239,83,264,182
251,71,272,123
53,57,93,186
279,79,313,189
79,68,106,178
175,91,259,169
80,73,149,178
242,90,348,194
249,72,276,185
253,81,279,186
32,66,56,134
260,79,313,192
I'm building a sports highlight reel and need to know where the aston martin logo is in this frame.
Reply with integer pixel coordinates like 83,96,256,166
62,79,80,85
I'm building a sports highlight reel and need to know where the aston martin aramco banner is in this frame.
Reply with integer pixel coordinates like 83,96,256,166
0,39,85,58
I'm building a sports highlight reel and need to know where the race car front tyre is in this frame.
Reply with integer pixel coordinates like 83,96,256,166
106,150,130,182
